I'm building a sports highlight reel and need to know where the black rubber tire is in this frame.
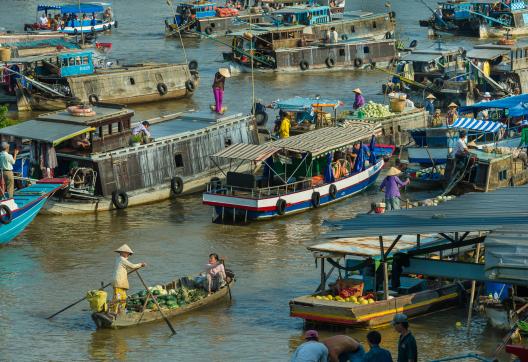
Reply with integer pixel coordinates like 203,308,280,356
73,28,78,35
255,110,268,126
171,176,184,195
205,26,213,35
329,184,337,199
111,190,129,209
325,57,335,68
311,192,321,208
188,60,198,70
103,25,108,31
0,205,12,224
276,198,286,215
433,77,444,88
157,82,168,96
185,80,196,93
409,39,418,48
299,60,309,71
341,34,348,40
88,94,99,104
114,21,118,28
354,58,363,68
385,31,392,39
389,11,396,19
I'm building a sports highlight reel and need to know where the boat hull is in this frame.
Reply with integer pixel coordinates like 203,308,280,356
203,160,383,221
289,284,461,327
484,305,515,330
407,147,450,165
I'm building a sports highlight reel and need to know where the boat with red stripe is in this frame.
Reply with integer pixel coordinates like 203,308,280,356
203,122,389,222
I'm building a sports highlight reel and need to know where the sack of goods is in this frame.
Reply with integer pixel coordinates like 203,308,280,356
358,101,392,118
86,290,108,313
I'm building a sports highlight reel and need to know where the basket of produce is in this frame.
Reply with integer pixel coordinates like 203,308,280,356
358,101,392,118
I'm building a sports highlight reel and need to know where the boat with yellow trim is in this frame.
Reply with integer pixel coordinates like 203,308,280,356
289,234,467,328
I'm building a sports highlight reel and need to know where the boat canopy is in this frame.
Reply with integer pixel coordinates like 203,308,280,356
459,94,528,113
466,47,506,60
0,120,95,146
211,143,282,162
37,3,105,14
271,96,342,112
485,226,528,282
400,51,448,63
449,118,505,133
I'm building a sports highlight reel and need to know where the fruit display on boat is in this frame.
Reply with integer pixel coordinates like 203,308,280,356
312,292,375,305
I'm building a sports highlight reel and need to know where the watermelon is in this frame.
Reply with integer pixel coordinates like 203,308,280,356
152,290,161,296
138,290,147,297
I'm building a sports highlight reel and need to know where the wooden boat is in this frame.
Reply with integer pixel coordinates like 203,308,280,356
0,179,68,244
91,276,234,329
203,123,384,222
0,106,258,215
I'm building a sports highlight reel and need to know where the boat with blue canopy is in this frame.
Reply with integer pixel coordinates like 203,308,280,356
202,122,387,222
24,3,116,35
0,179,67,244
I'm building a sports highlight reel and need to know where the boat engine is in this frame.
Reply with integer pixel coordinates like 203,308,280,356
69,167,97,195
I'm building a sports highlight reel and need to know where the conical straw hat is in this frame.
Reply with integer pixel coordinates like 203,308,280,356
386,167,402,176
353,88,362,94
448,102,458,108
426,93,436,100
219,68,231,78
115,244,134,254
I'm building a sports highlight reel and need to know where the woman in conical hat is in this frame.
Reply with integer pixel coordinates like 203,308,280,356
446,102,458,126
212,68,231,114
379,167,409,211
112,244,146,314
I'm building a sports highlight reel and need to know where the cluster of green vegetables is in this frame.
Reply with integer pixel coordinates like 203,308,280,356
126,286,207,312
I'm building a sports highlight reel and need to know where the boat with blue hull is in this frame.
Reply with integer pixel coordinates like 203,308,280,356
0,179,67,244
203,123,386,222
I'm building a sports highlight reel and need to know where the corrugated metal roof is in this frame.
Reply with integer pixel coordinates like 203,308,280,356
38,106,133,125
324,185,528,238
466,48,506,60
0,120,93,146
212,143,281,162
485,226,528,282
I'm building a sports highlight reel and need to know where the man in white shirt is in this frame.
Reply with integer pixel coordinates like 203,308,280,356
0,142,18,198
39,13,49,27
453,130,468,157
112,244,146,314
329,27,338,44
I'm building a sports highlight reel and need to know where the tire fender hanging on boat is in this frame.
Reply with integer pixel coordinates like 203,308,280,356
329,184,337,199
171,176,184,195
88,94,99,105
73,28,78,35
354,58,363,68
299,60,309,71
205,26,213,35
111,190,129,209
325,57,335,68
188,60,198,70
311,192,321,208
185,80,196,93
276,198,286,215
0,205,12,224
157,83,168,96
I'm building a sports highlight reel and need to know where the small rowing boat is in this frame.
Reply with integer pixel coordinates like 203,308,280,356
91,273,234,329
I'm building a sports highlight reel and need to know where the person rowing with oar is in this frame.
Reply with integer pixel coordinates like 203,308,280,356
112,244,146,314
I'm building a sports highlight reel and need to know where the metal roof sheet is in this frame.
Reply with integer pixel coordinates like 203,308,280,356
211,143,281,162
400,53,443,63
485,226,528,282
0,120,93,146
37,106,133,125
466,47,507,60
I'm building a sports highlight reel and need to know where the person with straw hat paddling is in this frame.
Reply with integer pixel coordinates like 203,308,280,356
112,244,146,314
380,167,409,211
353,88,365,110
213,68,231,114
446,102,458,126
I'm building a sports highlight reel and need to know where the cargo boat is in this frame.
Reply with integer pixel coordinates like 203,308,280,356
0,106,258,214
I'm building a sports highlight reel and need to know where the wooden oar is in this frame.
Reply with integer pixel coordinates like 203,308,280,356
47,267,141,320
135,270,177,335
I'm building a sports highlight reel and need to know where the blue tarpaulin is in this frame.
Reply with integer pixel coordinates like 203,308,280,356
368,135,376,165
449,118,505,133
324,153,335,183
37,3,104,14
271,97,341,113
353,143,365,173
507,103,528,117
459,94,528,113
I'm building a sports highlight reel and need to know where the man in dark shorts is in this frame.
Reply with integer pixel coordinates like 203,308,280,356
393,314,417,362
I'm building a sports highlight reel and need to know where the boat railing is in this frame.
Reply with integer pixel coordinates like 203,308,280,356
206,178,313,198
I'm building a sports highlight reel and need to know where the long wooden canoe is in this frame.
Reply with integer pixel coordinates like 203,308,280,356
290,283,461,328
91,278,233,329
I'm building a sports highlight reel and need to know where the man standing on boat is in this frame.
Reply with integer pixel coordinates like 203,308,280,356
112,244,146,314
279,112,291,139
393,314,418,362
291,330,328,362
379,167,409,211
0,142,18,198
353,88,365,109
425,94,436,116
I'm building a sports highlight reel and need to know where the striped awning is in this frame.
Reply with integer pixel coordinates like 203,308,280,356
449,118,505,133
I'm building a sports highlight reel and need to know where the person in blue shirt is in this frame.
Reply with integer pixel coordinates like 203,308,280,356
424,94,436,115
364,330,393,362
291,330,329,362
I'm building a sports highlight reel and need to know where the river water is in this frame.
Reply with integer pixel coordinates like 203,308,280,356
0,1,513,361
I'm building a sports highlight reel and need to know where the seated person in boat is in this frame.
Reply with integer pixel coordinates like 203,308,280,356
39,13,49,28
322,335,365,362
291,330,328,362
364,331,393,362
69,134,91,151
112,244,146,314
332,151,351,179
204,253,226,295
103,7,113,22
347,142,370,170
131,121,152,144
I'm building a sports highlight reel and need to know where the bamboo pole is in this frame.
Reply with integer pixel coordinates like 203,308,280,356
466,242,481,335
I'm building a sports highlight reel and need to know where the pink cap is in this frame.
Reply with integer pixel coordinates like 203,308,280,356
304,330,319,339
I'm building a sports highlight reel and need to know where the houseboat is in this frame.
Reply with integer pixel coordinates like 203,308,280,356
165,1,265,38
289,235,466,328
202,123,384,222
24,3,116,35
0,105,259,215
3,50,199,111
420,0,528,38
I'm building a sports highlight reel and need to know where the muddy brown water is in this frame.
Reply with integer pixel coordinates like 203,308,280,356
0,0,517,360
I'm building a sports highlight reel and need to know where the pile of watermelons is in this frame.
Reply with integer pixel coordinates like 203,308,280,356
125,285,207,312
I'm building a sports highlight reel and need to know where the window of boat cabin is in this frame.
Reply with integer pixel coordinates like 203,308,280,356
351,25,355,32
364,46,370,54
174,153,184,168
372,21,377,28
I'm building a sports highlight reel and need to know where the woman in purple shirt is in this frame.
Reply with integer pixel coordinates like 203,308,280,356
353,88,365,109
380,167,410,211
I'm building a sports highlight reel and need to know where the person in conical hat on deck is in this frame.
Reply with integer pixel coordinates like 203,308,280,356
424,94,436,117
112,244,146,314
379,167,409,211
212,68,231,114
353,88,365,110
446,102,458,126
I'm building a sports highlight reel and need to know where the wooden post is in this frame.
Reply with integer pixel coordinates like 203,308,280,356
320,258,326,292
379,236,389,300
467,242,481,335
